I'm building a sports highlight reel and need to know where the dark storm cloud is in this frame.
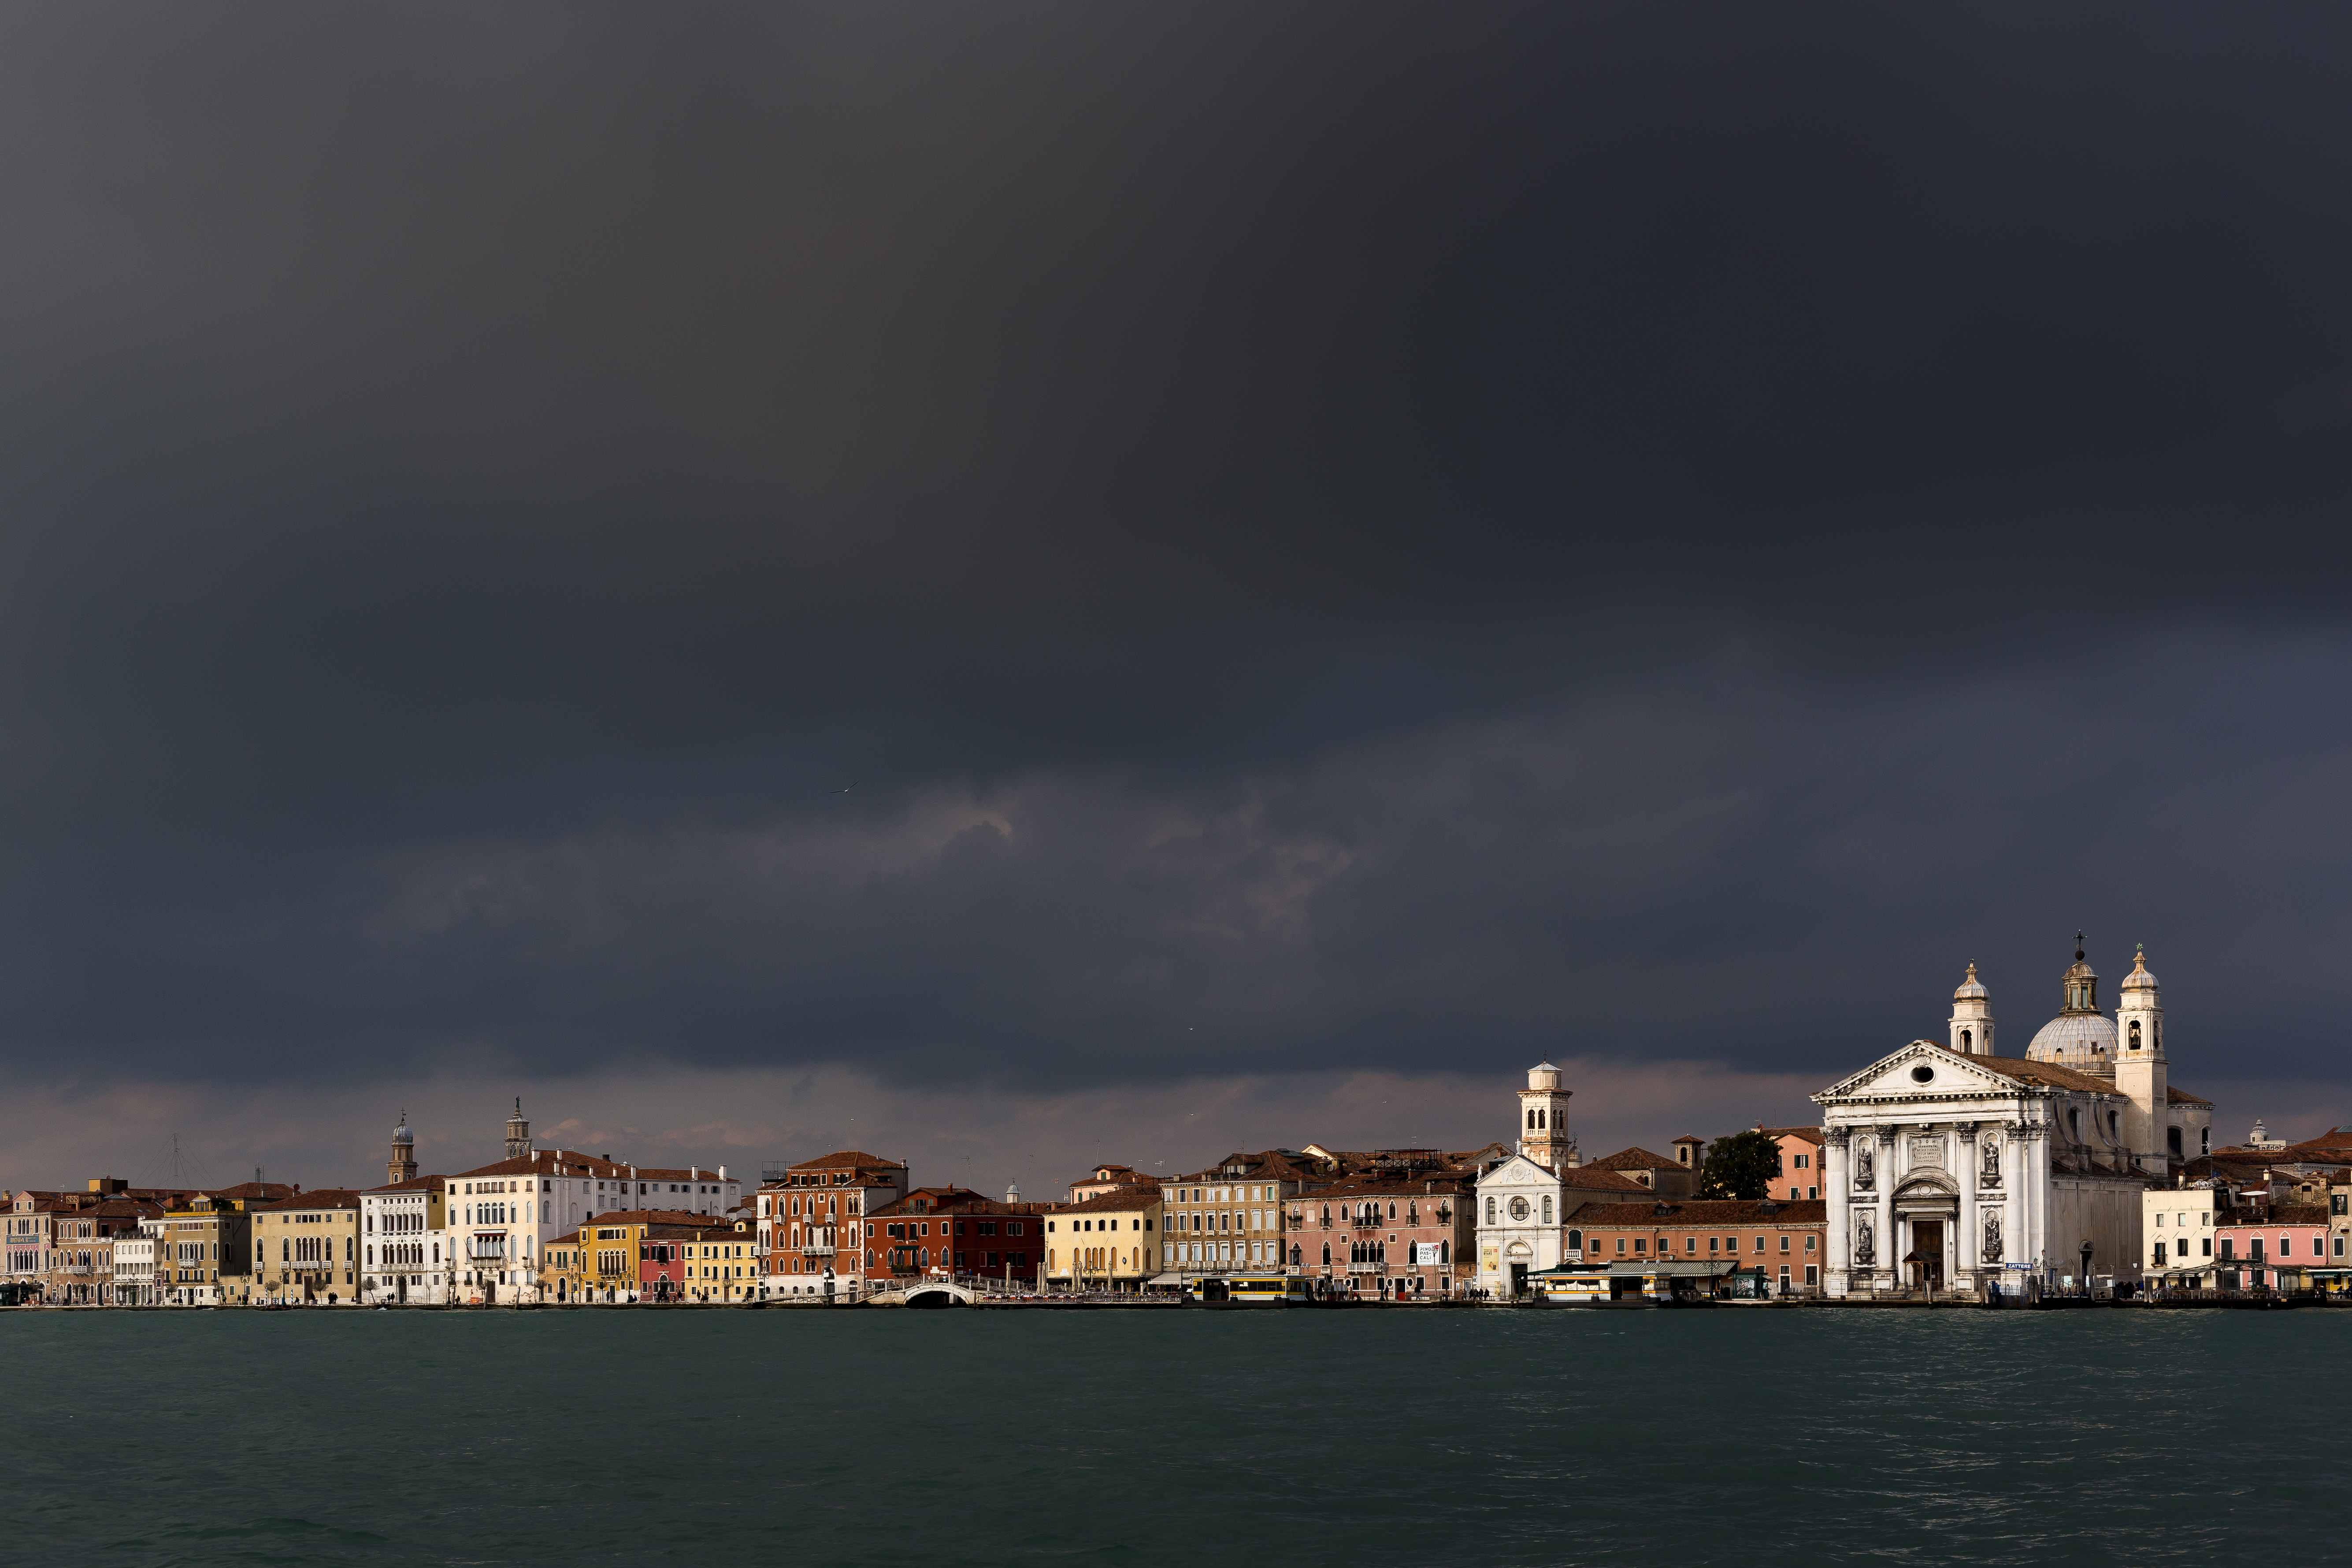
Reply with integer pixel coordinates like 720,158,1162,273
0,5,2347,1093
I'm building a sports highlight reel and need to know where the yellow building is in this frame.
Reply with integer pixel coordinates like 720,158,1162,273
541,1209,721,1303
676,1219,759,1302
1042,1188,1164,1293
249,1190,364,1304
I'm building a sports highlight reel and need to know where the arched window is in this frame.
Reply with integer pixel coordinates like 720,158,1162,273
1542,1196,1553,1224
1567,1229,1582,1252
1388,1202,1397,1220
1320,1243,1331,1266
1485,1196,1495,1224
2129,1019,2141,1050
1439,1240,1450,1264
1288,1243,1301,1266
1527,1109,1536,1129
1321,1206,1332,1227
1538,1109,1547,1129
1960,1028,1972,1052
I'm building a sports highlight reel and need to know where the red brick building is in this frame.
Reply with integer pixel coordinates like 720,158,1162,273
757,1150,909,1300
866,1186,1046,1286
1573,1198,1830,1294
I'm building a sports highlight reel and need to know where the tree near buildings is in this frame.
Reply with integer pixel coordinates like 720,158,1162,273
1698,1130,1780,1200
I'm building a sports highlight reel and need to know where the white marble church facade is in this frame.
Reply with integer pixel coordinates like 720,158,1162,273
1814,942,2213,1296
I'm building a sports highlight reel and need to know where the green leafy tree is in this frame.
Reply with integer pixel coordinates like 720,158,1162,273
1698,1129,1783,1200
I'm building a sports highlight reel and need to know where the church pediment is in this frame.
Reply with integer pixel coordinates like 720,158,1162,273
1894,1173,1957,1198
1478,1154,1559,1190
1815,1039,2021,1105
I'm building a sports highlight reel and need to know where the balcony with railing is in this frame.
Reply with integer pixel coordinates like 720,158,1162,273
801,1239,837,1256
466,1236,510,1261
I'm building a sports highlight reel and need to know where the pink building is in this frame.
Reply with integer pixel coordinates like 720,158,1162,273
1759,1127,1826,1202
2215,1204,2330,1291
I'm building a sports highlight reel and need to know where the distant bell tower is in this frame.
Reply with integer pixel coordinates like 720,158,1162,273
1518,1063,1577,1172
505,1098,532,1161
388,1111,418,1186
1948,963,1995,1056
2113,944,2169,1170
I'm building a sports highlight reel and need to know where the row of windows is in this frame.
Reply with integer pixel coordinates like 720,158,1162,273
1046,1217,1150,1233
1171,1185,1280,1205
2215,1235,2338,1259
1579,1233,1815,1256
879,1220,1028,1238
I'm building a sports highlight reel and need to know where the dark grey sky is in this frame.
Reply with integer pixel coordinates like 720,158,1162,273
2,4,2348,1103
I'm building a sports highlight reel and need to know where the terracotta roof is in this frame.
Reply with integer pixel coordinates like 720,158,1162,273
789,1151,905,1171
1297,1176,1472,1201
1968,1056,2118,1094
870,1186,1031,1219
1587,1147,1684,1172
1058,1186,1164,1213
2167,1086,2214,1106
1561,1167,1651,1193
363,1175,448,1195
1759,1127,1826,1145
255,1189,364,1212
1575,1199,1829,1227
564,1208,723,1229
206,1182,297,1202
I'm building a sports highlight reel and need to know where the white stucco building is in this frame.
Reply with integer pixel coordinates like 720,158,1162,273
1814,941,2214,1295
446,1101,744,1304
1475,1065,1580,1293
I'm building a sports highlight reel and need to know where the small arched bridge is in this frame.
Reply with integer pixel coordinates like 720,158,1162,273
870,1279,974,1308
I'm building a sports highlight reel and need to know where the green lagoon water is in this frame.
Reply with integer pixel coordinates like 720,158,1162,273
3,1305,2342,1566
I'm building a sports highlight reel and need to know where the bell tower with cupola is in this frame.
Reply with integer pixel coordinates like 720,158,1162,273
1948,963,1995,1056
388,1111,418,1186
504,1098,532,1162
1517,1063,1577,1172
2113,944,2168,1170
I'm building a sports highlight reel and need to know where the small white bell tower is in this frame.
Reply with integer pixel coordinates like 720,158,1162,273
1948,963,1995,1056
1518,1063,1577,1171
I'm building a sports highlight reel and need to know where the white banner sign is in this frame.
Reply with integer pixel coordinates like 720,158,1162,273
1415,1242,1444,1266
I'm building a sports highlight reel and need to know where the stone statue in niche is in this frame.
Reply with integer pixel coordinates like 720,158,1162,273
1854,1212,1875,1267
1982,1211,2003,1264
1981,1138,2001,1186
1854,1141,1874,1190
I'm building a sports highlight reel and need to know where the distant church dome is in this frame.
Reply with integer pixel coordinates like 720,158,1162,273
1953,963,1988,1002
393,1112,414,1146
2026,934,2118,1068
2119,945,2159,995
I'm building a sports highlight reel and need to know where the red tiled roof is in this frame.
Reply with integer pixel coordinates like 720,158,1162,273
1587,1148,1684,1172
1759,1126,1826,1145
255,1189,364,1212
789,1151,904,1171
363,1175,448,1195
1968,1056,2117,1094
1057,1186,1165,1213
1562,1167,1652,1193
1296,1175,1472,1201
2167,1086,2214,1106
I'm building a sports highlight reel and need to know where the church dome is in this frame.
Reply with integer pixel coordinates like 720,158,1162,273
1953,962,1988,1002
393,1112,413,1146
2026,935,2115,1066
2119,945,2159,994
2026,1011,2118,1064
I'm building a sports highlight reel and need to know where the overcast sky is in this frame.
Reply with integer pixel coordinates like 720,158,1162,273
3,5,2348,1191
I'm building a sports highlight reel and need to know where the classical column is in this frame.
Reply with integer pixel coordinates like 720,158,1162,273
1874,1126,1896,1293
2022,1119,2047,1281
1824,1127,1851,1292
1955,1122,1978,1286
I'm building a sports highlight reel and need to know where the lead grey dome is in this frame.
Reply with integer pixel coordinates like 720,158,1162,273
2026,1012,2117,1065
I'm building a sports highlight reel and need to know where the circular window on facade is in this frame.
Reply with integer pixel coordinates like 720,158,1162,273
1910,1064,1935,1083
1508,1196,1531,1221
